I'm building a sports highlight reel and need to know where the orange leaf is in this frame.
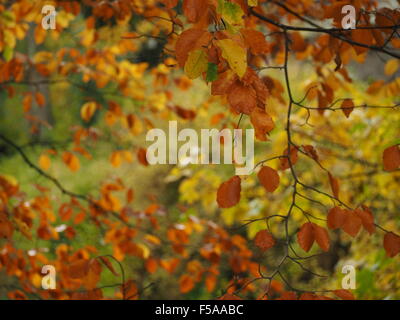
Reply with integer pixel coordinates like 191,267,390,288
62,152,80,172
137,148,149,166
250,108,275,141
175,28,210,67
328,172,340,199
279,146,298,170
39,154,51,171
80,102,98,122
145,258,158,274
313,224,330,252
334,289,355,300
35,92,46,107
179,274,195,293
240,29,270,55
254,229,275,252
297,222,315,252
217,176,241,208
341,99,354,118
98,256,119,277
383,145,400,171
383,232,400,257
227,80,257,115
211,69,237,96
355,206,375,234
257,166,279,193
182,0,208,23
342,210,362,237
327,206,346,230
68,259,90,279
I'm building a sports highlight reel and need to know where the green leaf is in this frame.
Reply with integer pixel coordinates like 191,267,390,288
218,0,244,26
206,63,218,82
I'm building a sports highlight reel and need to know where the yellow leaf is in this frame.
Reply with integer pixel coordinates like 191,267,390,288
80,102,97,122
216,39,247,78
184,49,208,79
39,154,51,171
384,59,399,76
248,0,258,6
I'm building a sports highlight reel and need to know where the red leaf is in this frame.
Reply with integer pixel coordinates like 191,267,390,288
341,99,354,118
342,210,362,237
313,224,330,252
279,146,298,170
250,108,275,141
327,207,346,230
334,289,355,300
328,172,340,199
217,176,241,208
355,206,375,234
257,166,280,193
383,145,400,171
254,230,276,252
383,232,400,257
297,222,315,252
228,81,257,115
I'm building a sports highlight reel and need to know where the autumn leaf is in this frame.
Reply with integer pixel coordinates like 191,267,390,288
327,206,346,230
384,59,399,76
297,222,315,252
257,166,280,193
175,28,210,67
211,69,237,95
240,29,269,55
182,0,208,23
39,154,51,171
81,102,98,122
62,152,80,172
179,274,195,293
216,39,247,78
334,289,355,300
184,49,208,79
313,224,330,252
328,172,340,199
254,229,275,251
68,259,90,279
217,176,241,208
250,108,275,141
279,146,298,170
98,256,119,277
341,99,354,118
356,206,375,234
137,148,149,166
383,232,400,257
383,145,400,171
342,210,362,237
228,80,257,114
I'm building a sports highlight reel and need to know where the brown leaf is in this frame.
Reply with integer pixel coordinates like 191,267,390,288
383,232,400,257
383,145,400,171
211,70,237,96
217,176,241,208
341,99,354,118
68,259,90,279
257,166,280,193
98,256,119,277
279,146,298,170
137,148,149,166
240,29,270,55
313,224,330,252
327,206,346,230
227,81,257,115
297,222,315,252
328,172,340,199
182,0,208,23
175,28,210,67
254,229,275,252
250,108,275,141
334,289,355,300
356,206,375,234
342,210,362,237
